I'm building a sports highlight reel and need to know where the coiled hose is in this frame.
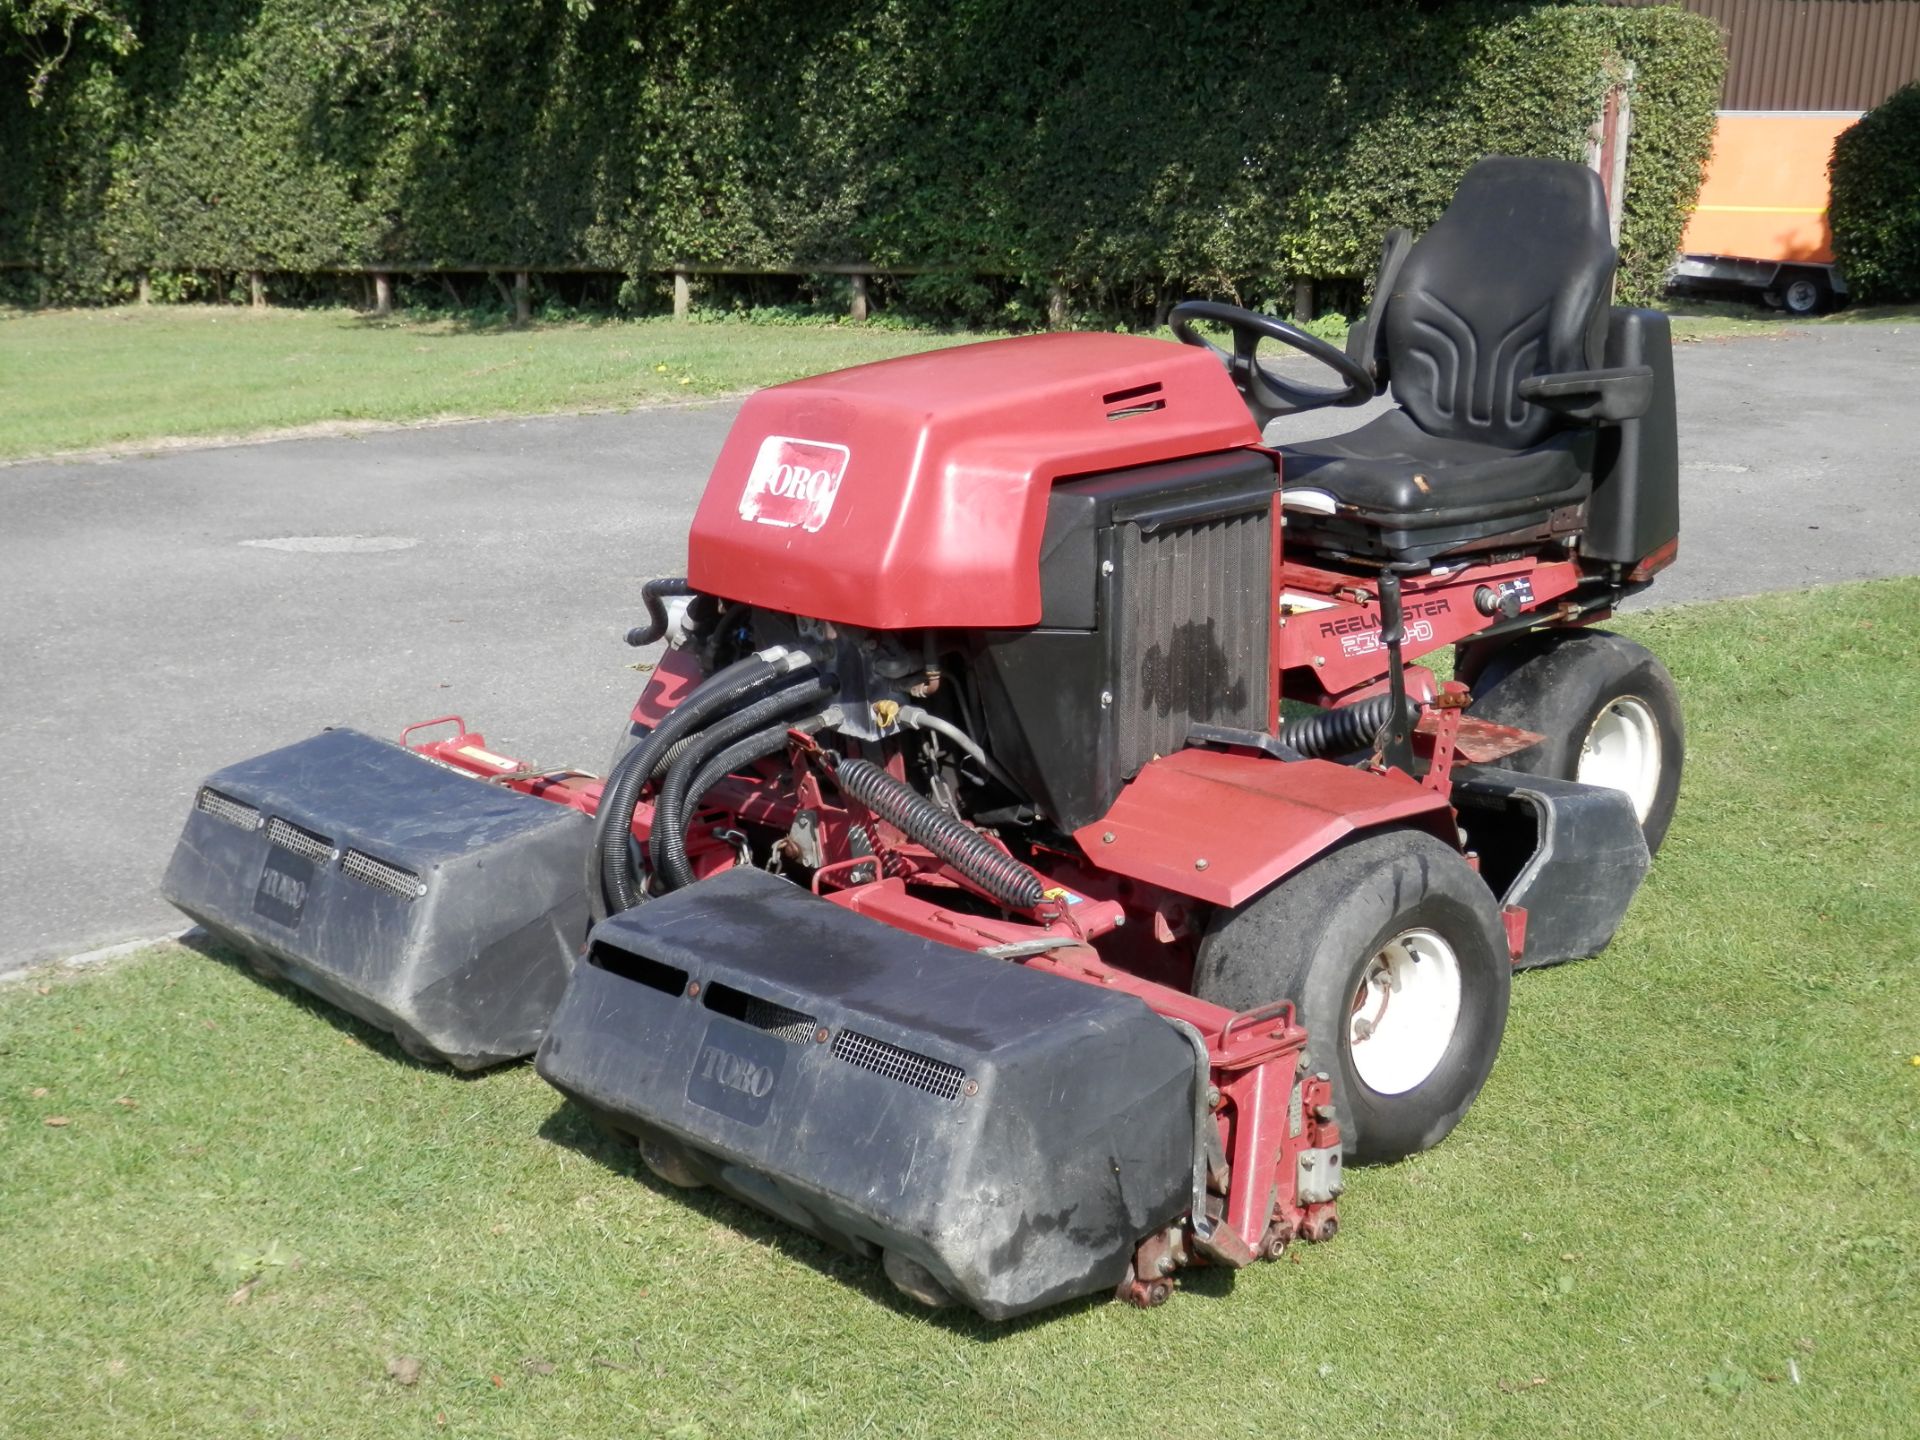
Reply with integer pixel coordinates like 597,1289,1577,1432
649,675,837,891
625,578,695,647
591,648,815,919
828,754,1047,912
1278,692,1406,758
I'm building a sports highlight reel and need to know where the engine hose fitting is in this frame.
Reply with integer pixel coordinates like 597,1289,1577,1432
625,577,695,647
650,676,838,892
1278,693,1409,759
832,756,1047,912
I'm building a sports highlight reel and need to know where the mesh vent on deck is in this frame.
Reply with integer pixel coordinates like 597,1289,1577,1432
265,816,334,865
196,788,261,832
342,848,425,900
703,983,817,1044
831,1029,964,1101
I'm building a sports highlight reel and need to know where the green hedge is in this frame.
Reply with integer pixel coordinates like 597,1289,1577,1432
1,1,1723,312
1831,82,1920,304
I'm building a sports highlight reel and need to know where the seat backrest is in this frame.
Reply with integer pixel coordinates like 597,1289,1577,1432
1385,156,1615,450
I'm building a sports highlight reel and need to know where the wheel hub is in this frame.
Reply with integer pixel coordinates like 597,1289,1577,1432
1578,695,1661,821
1345,927,1462,1095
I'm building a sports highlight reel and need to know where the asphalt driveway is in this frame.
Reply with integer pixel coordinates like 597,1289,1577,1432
2,323,1914,970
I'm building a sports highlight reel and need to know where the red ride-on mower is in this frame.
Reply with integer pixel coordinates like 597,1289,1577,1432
163,157,1683,1318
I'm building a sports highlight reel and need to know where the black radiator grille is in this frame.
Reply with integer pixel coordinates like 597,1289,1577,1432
1113,508,1271,778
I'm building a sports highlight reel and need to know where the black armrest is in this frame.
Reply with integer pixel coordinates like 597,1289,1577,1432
1518,365,1653,423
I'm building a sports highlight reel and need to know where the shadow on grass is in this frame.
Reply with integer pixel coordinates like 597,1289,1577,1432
530,1094,1164,1339
182,929,492,1080
182,928,1260,1330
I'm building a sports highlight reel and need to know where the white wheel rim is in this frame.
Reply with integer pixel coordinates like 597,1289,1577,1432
1578,696,1662,822
1346,927,1462,1095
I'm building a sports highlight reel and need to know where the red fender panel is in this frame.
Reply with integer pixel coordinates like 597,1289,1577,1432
1073,748,1454,908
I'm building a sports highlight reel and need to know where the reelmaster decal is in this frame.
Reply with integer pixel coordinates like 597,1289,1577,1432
1318,597,1452,657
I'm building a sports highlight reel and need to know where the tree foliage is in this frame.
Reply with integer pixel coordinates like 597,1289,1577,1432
1,0,134,104
0,1,1724,310
1830,82,1920,304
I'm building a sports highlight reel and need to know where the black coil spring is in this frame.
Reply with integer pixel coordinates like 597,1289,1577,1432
834,757,1046,911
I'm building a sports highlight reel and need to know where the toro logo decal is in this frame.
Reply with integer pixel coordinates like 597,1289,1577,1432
686,1019,786,1126
737,435,849,534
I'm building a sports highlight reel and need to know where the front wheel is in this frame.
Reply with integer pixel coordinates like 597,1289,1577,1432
1193,830,1511,1164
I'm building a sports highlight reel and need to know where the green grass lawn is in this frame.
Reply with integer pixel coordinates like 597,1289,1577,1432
0,306,974,461
4,579,1918,1439
10,300,1917,464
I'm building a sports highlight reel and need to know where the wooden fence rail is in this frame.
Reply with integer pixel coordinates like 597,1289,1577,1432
1,260,989,322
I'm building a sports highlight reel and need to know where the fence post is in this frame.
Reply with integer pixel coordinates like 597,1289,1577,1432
1048,284,1068,329
849,272,869,323
1292,280,1314,323
673,268,691,322
137,272,150,305
374,272,393,316
250,271,266,309
514,270,531,325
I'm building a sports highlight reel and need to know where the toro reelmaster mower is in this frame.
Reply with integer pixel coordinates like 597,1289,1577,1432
164,157,1683,1319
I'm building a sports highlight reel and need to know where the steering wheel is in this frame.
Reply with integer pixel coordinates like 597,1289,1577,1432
1168,300,1374,427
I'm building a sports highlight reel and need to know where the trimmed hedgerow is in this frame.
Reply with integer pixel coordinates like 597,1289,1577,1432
0,1,1723,314
1830,82,1920,303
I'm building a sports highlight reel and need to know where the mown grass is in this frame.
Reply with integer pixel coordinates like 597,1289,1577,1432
0,306,974,461
3,579,1917,1439
12,299,1915,463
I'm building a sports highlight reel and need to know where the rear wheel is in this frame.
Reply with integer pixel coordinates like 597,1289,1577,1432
1463,629,1684,854
1193,830,1511,1164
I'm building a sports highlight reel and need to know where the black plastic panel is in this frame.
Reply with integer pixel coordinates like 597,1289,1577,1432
535,866,1196,1319
972,449,1276,832
162,728,592,1068
1583,308,1680,565
1452,765,1650,968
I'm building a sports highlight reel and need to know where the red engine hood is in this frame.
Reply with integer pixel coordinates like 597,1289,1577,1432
685,331,1263,629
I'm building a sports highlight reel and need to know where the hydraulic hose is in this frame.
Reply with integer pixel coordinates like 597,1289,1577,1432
591,647,816,919
650,675,837,891
1279,692,1405,759
656,710,843,893
625,578,695,647
828,754,1047,912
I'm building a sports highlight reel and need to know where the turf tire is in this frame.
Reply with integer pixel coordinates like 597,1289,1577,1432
1463,629,1684,854
1193,830,1511,1165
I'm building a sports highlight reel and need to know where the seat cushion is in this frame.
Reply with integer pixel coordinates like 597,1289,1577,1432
1279,408,1593,561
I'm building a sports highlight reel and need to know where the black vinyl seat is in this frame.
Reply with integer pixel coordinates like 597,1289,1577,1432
1280,157,1637,564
